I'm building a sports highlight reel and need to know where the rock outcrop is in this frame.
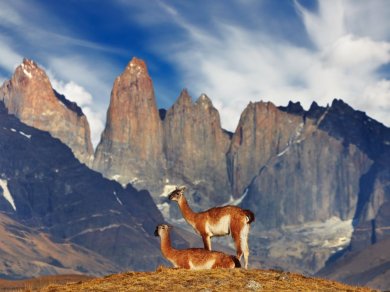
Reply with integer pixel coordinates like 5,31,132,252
93,59,231,209
162,90,231,206
93,57,165,188
0,59,93,164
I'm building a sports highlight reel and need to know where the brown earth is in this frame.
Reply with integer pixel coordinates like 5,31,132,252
35,268,375,292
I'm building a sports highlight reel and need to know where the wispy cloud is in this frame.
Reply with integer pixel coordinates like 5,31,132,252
124,0,390,130
0,37,23,72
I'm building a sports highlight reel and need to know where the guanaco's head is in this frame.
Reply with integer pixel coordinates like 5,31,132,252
168,186,186,202
154,224,171,237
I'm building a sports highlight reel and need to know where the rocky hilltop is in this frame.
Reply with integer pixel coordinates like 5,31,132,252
0,59,93,165
40,268,372,292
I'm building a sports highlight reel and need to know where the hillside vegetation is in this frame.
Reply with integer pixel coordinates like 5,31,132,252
37,268,375,292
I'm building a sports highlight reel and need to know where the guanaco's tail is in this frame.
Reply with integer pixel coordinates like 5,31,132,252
244,209,255,224
232,256,241,268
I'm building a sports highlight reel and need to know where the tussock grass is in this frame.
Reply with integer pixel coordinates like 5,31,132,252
40,267,376,292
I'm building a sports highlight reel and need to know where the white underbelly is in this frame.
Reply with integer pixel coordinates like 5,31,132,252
207,215,230,235
189,258,215,270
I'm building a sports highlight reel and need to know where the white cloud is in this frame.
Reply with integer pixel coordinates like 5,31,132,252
82,106,105,147
47,56,112,102
0,2,23,27
50,79,93,107
323,35,390,70
0,38,23,72
49,74,106,147
145,0,390,130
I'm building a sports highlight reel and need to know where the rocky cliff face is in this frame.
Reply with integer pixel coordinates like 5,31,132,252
227,101,306,197
239,101,373,230
93,57,165,188
162,90,231,206
0,59,93,164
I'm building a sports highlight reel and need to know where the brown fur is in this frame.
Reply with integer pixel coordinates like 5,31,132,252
154,224,240,269
168,187,255,268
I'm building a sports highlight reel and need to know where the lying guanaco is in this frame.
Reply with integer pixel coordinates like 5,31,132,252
154,224,241,269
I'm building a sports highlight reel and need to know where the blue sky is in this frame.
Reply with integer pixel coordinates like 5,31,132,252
0,0,389,146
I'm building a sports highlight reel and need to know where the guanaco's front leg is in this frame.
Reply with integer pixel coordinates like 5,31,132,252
202,234,211,250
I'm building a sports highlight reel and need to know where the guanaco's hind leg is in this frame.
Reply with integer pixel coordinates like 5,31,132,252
231,226,243,262
241,224,250,269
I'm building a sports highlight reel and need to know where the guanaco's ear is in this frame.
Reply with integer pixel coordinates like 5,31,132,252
178,186,186,191
154,226,159,236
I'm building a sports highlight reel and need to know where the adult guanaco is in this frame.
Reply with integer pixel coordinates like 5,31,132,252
154,224,241,269
168,186,255,268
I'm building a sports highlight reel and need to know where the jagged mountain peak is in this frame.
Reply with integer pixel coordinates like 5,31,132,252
330,98,355,112
278,101,304,115
21,58,38,68
242,100,279,116
0,58,94,164
13,58,49,84
93,56,165,187
175,88,192,105
195,93,213,107
124,57,148,75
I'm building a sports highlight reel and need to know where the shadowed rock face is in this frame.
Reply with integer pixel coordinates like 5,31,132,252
0,101,167,276
0,59,93,165
241,121,372,229
93,57,165,187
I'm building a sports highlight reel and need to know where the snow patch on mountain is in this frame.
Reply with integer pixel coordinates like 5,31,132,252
19,131,31,139
0,179,16,211
113,191,123,205
157,202,170,219
223,189,248,206
21,63,32,79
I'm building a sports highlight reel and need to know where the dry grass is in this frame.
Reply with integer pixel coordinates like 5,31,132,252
37,267,376,292
0,274,93,291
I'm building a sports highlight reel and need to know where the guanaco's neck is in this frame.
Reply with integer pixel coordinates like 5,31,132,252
160,232,177,260
178,196,197,225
